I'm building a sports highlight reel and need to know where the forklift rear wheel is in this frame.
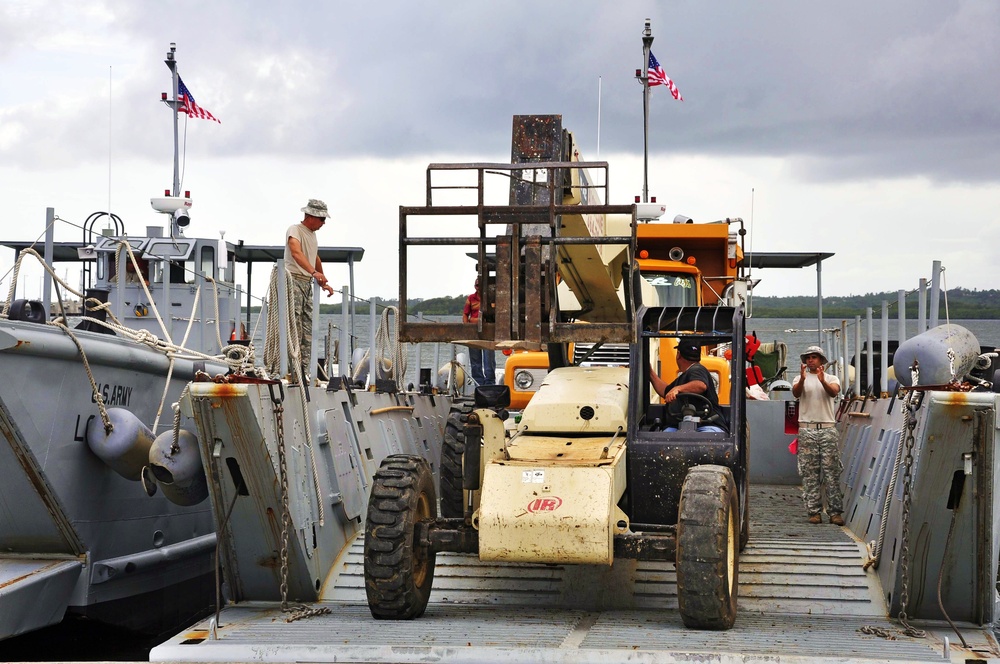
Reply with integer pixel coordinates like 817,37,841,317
440,402,473,518
676,464,739,629
364,455,437,619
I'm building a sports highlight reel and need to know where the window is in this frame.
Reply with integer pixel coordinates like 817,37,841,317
200,245,215,280
642,273,698,307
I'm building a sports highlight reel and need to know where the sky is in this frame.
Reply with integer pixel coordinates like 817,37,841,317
1,1,999,305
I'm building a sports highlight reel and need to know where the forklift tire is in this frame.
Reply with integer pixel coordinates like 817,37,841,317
439,403,473,518
676,465,739,630
364,455,437,619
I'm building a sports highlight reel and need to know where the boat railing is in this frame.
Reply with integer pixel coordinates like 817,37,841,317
255,262,474,396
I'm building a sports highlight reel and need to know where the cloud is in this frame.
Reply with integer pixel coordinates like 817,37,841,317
3,1,999,301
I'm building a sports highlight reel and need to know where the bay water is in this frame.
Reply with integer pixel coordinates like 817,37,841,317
250,310,1000,390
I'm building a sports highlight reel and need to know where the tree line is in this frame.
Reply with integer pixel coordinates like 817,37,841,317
247,288,1000,319
747,288,1000,319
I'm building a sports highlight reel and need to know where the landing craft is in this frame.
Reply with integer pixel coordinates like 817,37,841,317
0,43,375,645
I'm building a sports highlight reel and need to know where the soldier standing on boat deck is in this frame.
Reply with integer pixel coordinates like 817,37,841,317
283,199,335,380
791,345,846,526
463,277,495,386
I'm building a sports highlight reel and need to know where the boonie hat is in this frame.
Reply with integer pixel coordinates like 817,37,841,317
800,345,828,364
301,199,330,218
676,338,701,361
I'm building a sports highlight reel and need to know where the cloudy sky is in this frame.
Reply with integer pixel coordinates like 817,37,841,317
2,1,998,305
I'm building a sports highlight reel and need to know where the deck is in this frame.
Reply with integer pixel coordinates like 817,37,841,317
150,485,998,662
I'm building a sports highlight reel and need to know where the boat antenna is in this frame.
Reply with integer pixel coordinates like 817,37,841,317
108,65,113,219
596,76,602,159
747,187,754,281
637,19,653,203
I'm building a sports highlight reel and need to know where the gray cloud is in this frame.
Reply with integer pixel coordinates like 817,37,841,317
2,0,999,186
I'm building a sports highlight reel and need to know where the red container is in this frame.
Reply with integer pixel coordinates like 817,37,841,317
784,401,799,434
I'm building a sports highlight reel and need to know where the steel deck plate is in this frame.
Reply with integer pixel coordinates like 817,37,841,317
150,485,997,663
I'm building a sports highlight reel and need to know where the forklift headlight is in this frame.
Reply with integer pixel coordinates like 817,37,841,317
514,370,534,390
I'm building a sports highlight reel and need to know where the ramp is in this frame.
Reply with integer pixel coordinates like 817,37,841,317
150,485,999,661
0,557,83,639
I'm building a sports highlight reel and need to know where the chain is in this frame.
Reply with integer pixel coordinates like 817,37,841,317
272,392,330,623
275,400,291,612
896,388,926,639
858,625,896,640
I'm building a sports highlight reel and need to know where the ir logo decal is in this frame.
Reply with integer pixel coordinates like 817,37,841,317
526,497,563,513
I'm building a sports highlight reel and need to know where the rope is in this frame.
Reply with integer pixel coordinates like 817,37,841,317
3,243,243,436
374,305,406,386
52,321,113,433
260,265,325,525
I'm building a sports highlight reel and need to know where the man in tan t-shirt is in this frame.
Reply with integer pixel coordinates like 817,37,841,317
282,198,335,380
791,345,845,526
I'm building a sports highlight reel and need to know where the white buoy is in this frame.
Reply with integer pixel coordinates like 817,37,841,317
893,324,980,387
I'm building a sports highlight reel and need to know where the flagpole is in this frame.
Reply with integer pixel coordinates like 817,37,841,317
641,19,653,203
165,43,180,198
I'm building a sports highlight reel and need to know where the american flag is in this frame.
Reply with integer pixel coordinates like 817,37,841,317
178,76,221,123
647,52,683,101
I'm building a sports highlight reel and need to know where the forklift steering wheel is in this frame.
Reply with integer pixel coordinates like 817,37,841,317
667,392,714,421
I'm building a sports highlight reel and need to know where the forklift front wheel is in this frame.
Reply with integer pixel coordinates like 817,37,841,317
364,455,437,619
676,464,739,630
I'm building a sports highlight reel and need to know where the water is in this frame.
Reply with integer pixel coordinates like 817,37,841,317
247,309,1000,391
745,316,1000,364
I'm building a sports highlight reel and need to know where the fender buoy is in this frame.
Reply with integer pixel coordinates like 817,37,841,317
148,430,208,506
86,408,155,480
893,324,979,387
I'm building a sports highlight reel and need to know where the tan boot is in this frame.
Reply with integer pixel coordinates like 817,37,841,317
830,513,845,526
808,514,822,525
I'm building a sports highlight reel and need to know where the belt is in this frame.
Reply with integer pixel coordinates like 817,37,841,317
800,422,835,429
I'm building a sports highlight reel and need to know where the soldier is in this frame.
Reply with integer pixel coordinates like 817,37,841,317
792,345,845,525
463,277,495,386
649,338,726,432
282,199,336,381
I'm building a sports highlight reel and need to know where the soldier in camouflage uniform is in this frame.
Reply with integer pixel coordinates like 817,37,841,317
791,345,845,526
282,199,335,380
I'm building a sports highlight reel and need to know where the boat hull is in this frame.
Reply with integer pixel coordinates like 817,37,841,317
0,319,220,639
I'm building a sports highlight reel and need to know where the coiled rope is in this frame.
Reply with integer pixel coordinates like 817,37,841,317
374,305,406,387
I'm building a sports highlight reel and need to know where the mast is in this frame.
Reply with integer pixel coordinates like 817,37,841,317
164,43,180,198
157,43,190,237
639,20,653,203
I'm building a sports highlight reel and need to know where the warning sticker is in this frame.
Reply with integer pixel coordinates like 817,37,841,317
521,469,545,483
